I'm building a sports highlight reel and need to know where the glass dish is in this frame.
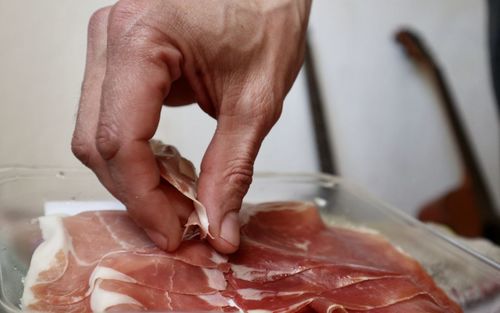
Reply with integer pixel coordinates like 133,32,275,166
0,168,499,312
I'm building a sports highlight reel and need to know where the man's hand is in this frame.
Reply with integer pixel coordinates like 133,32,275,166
71,0,311,253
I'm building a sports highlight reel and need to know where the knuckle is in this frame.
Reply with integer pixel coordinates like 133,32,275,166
108,1,176,45
253,85,283,128
236,83,283,133
86,7,110,62
106,0,182,75
71,135,92,166
108,0,151,45
88,7,111,40
223,157,254,197
107,1,138,41
110,0,141,21
95,121,120,161
255,101,282,131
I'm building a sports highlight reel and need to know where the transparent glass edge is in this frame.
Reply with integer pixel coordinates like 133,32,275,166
336,178,500,271
1,167,499,270
1,167,499,313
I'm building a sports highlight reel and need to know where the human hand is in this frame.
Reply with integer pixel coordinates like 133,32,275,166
71,0,311,253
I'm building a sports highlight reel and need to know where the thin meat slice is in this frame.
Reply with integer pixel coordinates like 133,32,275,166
64,211,155,258
94,251,227,294
23,203,462,313
27,297,91,313
227,264,404,294
22,211,154,307
167,239,228,269
92,279,233,312
348,294,453,313
324,293,454,313
236,202,461,312
22,211,227,310
227,276,449,312
228,240,402,283
225,276,424,311
314,277,439,311
238,202,459,310
240,202,420,274
151,140,211,238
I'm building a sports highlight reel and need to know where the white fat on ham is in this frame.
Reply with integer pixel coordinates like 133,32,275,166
90,280,143,312
237,288,266,301
293,240,311,251
88,266,136,294
325,304,345,313
197,293,231,307
227,299,245,312
230,264,303,281
22,216,69,308
210,250,228,265
202,267,227,290
237,289,305,301
95,212,134,250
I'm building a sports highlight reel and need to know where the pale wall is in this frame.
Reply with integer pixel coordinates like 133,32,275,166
0,0,498,215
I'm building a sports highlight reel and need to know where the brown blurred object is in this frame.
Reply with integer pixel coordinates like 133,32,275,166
419,177,481,237
395,29,500,243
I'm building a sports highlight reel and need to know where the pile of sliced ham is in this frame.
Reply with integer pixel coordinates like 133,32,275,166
22,142,462,312
21,202,463,312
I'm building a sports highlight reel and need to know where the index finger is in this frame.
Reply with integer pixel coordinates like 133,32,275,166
95,9,185,251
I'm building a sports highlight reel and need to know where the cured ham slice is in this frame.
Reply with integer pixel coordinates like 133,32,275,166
225,203,459,312
22,211,229,312
23,203,462,312
22,142,462,312
150,140,211,238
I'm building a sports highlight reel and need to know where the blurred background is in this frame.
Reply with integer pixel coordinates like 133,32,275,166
0,0,498,222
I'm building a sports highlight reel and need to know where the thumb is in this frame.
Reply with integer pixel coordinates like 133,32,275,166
197,110,277,253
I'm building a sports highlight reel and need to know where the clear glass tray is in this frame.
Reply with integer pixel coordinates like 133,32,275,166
0,168,499,312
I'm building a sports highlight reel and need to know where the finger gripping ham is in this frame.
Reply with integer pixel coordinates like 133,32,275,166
150,140,212,239
22,143,462,312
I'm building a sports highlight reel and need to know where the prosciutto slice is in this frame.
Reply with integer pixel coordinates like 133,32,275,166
22,203,462,313
22,142,462,312
150,140,211,238
22,211,229,312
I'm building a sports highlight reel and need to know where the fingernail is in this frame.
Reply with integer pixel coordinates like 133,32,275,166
145,228,169,250
220,211,240,248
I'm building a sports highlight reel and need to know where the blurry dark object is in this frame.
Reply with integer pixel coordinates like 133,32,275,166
395,29,500,244
304,36,337,175
488,0,500,116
